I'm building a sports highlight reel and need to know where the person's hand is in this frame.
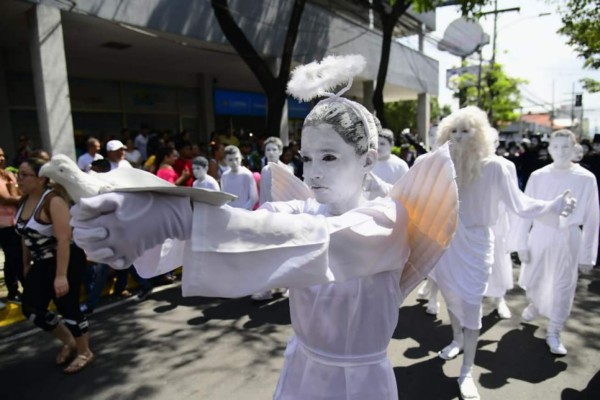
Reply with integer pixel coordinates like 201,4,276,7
551,189,577,217
70,192,192,269
518,250,531,264
181,168,191,179
54,275,69,298
579,264,594,275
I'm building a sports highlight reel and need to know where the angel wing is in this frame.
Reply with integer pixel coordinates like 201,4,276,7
270,162,314,202
390,143,458,295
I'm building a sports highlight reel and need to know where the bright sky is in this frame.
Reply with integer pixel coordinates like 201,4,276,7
400,0,600,137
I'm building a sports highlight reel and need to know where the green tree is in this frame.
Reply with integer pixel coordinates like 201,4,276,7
557,0,600,94
384,97,451,135
359,0,490,127
451,62,526,127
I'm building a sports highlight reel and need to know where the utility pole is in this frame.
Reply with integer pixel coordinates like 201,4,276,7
479,1,520,125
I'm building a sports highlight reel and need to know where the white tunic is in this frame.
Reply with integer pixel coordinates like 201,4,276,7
485,156,518,297
221,167,258,210
193,175,220,191
183,197,410,400
515,164,599,325
259,162,294,205
372,154,409,185
431,157,561,329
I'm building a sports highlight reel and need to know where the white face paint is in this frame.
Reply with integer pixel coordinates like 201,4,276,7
548,136,574,169
572,144,584,162
192,164,207,180
301,124,373,215
449,120,473,145
225,153,242,172
265,143,282,163
377,137,392,160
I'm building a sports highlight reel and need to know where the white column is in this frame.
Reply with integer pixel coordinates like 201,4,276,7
0,52,15,155
362,80,374,112
28,4,75,160
417,92,430,149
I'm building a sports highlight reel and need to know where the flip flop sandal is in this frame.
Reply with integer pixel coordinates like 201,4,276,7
56,344,76,365
64,352,94,374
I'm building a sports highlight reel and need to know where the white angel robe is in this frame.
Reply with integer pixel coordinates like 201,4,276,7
221,167,258,210
372,154,409,185
430,156,562,330
514,164,599,328
485,156,518,298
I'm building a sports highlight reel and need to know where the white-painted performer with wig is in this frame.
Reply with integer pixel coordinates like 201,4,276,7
513,129,599,356
430,106,576,400
67,55,459,399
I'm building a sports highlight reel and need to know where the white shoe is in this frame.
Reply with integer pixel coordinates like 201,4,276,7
281,289,289,298
425,301,439,315
546,335,567,355
521,303,538,322
251,290,273,301
496,298,512,319
417,282,431,299
458,373,480,400
438,340,463,360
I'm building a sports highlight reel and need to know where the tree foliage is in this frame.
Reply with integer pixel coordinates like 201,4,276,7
558,0,600,70
384,97,451,134
452,62,526,126
580,77,600,93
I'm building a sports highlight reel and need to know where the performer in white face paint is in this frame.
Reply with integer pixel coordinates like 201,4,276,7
220,145,258,210
70,55,459,400
485,127,518,319
371,128,409,185
513,129,599,356
430,106,576,400
192,156,220,191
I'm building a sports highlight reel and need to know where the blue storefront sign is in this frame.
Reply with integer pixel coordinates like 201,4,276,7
214,88,310,118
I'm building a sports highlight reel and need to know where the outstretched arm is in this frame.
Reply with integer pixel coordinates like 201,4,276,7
71,192,192,269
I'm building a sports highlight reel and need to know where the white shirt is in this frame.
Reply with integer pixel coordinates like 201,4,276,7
193,175,220,191
372,154,409,185
221,167,258,210
134,134,148,160
109,159,133,170
77,153,103,172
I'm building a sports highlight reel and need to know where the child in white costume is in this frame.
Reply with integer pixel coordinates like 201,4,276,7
513,129,599,355
220,145,258,210
70,55,459,400
372,128,409,185
429,107,576,400
192,156,220,191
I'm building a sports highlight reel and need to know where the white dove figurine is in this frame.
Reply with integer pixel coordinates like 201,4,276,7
39,154,236,205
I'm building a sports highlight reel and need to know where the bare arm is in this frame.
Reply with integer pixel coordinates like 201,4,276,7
0,173,21,206
49,196,72,297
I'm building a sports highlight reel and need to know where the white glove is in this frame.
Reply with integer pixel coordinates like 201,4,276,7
70,192,192,268
550,189,577,217
518,250,531,264
579,264,594,275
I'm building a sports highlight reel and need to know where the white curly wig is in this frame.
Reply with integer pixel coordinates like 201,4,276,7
436,106,494,187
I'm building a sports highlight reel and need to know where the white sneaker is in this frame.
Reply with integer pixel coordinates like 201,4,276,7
458,373,480,400
438,340,463,360
417,282,431,299
546,335,567,355
425,301,439,315
251,290,273,301
496,298,512,319
522,303,538,322
281,289,289,298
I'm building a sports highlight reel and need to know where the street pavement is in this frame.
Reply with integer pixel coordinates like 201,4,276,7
1,266,599,400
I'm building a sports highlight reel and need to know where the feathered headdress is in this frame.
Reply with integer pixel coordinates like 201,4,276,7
287,54,366,102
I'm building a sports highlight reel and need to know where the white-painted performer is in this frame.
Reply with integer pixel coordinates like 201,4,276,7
371,128,409,185
192,156,220,191
485,127,519,319
513,129,599,355
220,145,258,210
429,106,576,400
69,55,459,400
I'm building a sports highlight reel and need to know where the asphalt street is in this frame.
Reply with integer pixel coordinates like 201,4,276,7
1,266,599,400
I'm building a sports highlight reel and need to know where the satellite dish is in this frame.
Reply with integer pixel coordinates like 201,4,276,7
438,17,490,57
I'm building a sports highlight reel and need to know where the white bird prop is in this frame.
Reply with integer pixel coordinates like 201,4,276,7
39,154,235,205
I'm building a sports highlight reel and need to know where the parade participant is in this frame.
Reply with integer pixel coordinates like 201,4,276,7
16,158,93,373
192,156,219,191
371,128,409,184
514,129,599,355
70,55,459,399
485,128,519,319
220,145,258,210
430,106,576,400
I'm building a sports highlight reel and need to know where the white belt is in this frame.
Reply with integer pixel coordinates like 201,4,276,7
293,336,388,368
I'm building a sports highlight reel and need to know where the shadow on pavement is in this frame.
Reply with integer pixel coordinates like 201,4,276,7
561,369,600,399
